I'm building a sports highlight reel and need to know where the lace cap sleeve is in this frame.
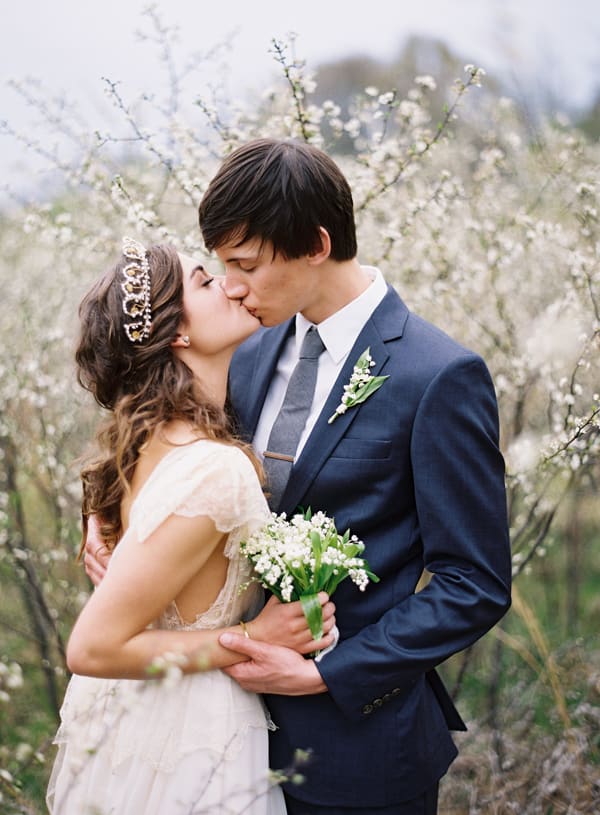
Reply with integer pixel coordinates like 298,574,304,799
129,441,270,547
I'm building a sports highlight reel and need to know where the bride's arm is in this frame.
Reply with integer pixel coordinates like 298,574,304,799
67,511,335,680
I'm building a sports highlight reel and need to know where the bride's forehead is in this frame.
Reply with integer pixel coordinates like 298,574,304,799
177,253,208,280
177,253,196,273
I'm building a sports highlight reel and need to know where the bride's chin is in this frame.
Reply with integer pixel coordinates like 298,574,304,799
244,319,261,336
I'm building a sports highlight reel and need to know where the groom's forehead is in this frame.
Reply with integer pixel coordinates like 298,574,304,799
217,237,272,261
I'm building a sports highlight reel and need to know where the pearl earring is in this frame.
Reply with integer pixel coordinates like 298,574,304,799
182,335,190,347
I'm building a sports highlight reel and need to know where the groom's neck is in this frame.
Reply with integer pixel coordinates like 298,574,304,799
300,258,371,324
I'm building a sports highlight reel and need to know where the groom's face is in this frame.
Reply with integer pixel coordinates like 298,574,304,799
215,237,321,327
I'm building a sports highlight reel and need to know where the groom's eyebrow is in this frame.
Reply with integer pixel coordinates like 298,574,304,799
224,246,262,261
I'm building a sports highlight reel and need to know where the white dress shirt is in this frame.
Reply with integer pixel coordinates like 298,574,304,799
253,266,388,461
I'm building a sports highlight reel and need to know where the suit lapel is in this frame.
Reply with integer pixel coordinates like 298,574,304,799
280,286,408,513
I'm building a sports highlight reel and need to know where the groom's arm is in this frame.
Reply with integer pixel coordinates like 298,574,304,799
219,634,328,694
316,354,511,719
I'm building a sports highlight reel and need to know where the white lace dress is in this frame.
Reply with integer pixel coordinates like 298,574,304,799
47,440,286,815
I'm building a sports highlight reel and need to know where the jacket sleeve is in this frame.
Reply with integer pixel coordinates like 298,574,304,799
316,354,512,721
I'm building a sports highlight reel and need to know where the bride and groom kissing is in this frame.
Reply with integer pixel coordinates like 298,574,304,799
48,138,511,815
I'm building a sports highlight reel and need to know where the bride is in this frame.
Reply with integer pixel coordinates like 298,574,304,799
47,238,336,815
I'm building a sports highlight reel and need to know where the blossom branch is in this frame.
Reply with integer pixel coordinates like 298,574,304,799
355,66,485,213
270,36,317,143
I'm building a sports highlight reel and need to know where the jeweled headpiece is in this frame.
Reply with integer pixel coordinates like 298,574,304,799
121,237,152,343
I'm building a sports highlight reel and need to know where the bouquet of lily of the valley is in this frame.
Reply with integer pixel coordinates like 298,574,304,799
240,509,379,643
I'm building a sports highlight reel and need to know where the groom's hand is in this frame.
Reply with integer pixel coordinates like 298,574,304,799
219,634,328,695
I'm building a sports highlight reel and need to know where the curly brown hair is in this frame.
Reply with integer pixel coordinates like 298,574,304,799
76,243,257,552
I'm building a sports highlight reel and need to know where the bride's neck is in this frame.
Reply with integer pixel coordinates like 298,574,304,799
183,355,230,409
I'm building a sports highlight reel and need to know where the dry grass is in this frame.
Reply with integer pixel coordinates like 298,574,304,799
440,642,600,815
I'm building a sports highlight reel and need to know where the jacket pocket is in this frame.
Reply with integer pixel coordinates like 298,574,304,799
329,437,392,460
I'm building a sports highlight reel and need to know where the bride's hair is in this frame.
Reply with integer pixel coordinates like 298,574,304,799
75,242,257,552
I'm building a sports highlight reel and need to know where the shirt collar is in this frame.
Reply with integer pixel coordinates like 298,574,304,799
294,266,387,363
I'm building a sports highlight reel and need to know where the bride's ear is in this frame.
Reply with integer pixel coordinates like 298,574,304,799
171,333,191,349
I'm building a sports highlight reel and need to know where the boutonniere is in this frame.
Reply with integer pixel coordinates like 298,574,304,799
328,347,389,424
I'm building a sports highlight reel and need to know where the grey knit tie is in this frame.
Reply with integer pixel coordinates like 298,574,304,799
263,326,326,510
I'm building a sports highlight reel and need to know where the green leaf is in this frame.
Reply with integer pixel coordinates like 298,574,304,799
349,375,389,405
300,592,323,640
310,530,322,583
354,347,371,368
315,562,337,590
285,560,310,592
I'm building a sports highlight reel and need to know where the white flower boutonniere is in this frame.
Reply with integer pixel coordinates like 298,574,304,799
328,347,389,424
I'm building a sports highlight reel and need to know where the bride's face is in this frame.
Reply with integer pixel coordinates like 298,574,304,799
176,253,260,354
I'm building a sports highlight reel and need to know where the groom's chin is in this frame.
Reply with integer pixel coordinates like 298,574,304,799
259,311,297,328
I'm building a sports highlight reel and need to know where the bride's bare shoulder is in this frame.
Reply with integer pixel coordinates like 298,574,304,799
130,422,205,488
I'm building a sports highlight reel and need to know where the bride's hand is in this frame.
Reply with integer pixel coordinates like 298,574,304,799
247,593,336,655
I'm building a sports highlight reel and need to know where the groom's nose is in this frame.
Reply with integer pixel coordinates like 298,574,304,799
222,274,249,300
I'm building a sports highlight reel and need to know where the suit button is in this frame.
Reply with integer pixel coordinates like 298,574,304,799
362,704,374,715
373,698,383,707
392,687,401,696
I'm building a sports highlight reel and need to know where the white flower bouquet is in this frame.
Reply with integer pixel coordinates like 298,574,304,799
240,509,379,643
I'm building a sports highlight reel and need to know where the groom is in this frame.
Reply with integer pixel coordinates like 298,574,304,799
199,138,512,814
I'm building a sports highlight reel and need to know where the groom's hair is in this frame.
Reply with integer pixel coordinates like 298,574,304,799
198,138,357,261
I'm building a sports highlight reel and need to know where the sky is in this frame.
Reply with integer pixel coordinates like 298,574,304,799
2,0,598,198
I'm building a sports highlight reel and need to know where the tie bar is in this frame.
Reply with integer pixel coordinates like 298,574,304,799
263,450,295,463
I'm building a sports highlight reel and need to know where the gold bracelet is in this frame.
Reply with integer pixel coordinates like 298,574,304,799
239,620,252,639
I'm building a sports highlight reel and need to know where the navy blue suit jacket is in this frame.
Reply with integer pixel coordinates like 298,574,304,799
228,285,511,807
